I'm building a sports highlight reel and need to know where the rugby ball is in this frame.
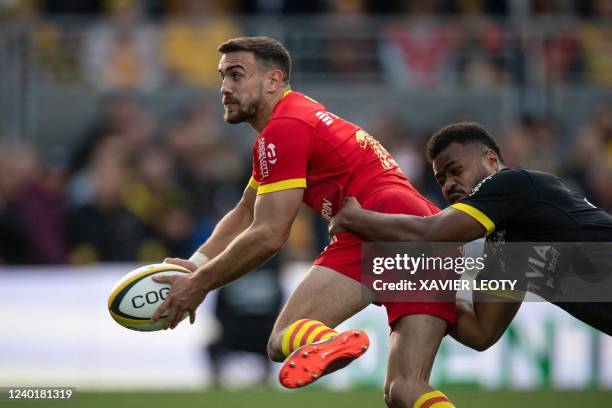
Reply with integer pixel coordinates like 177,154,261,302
108,263,192,331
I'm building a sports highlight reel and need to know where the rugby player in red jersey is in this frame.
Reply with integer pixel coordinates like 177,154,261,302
151,36,456,408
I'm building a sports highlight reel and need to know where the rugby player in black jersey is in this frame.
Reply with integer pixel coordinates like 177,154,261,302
329,121,612,349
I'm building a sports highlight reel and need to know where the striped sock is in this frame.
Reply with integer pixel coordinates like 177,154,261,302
281,319,338,358
413,390,455,408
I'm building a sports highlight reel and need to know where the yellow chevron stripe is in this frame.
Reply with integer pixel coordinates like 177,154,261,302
281,319,307,357
305,325,329,344
291,320,321,352
413,390,446,408
320,331,335,340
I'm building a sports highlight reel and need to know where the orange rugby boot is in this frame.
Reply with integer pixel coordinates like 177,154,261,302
278,329,369,389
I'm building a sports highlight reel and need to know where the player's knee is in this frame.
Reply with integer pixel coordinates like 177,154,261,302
470,333,500,352
383,377,428,408
266,332,285,363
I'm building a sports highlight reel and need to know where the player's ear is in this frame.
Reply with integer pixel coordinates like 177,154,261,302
486,149,500,169
266,69,285,93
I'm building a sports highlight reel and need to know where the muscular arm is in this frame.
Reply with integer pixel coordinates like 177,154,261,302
451,293,523,351
196,185,256,259
194,188,304,291
337,204,486,242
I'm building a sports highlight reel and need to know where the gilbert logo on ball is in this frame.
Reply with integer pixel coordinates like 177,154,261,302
108,263,191,331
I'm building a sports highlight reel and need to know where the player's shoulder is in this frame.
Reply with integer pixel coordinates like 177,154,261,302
468,167,532,196
271,91,326,124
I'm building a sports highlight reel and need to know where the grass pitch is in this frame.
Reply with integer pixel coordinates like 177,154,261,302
7,387,612,407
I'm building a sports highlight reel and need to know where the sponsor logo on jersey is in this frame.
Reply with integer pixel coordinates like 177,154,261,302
315,111,334,126
469,172,496,197
258,137,269,178
266,143,278,164
321,198,333,222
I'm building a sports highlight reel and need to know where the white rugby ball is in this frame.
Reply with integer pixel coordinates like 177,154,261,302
108,263,192,331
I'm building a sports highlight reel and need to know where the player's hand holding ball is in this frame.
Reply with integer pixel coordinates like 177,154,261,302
108,262,195,331
150,259,208,330
162,257,198,273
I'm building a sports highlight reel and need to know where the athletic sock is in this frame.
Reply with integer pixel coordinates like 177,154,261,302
281,319,338,358
413,390,456,408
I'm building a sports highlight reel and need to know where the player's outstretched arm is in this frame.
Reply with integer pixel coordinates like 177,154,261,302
450,294,523,351
165,185,257,271
198,184,257,259
197,187,303,289
152,187,304,329
330,197,486,242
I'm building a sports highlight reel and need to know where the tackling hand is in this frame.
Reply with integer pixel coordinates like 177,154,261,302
328,196,362,239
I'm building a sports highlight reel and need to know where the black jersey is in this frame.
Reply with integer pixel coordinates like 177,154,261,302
451,167,612,242
451,167,612,336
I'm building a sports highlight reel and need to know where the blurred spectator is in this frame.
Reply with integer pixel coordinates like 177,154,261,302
14,147,69,264
452,0,508,16
565,103,612,209
530,0,576,16
68,140,147,263
380,0,457,89
164,99,244,219
123,145,195,260
367,112,426,189
81,0,161,90
68,93,154,179
238,0,325,14
161,0,242,88
0,144,68,264
43,0,103,14
577,0,612,86
500,115,561,173
569,103,612,167
0,144,39,264
323,0,380,82
454,0,508,89
544,27,582,85
4,0,83,84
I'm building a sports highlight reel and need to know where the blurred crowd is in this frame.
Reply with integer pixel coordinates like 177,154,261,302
0,0,610,265
0,0,610,89
0,93,247,264
0,92,610,265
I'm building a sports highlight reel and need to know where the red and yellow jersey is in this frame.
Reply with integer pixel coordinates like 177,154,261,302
250,90,436,221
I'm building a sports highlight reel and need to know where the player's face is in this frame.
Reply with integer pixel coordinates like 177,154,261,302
432,143,499,204
218,51,265,124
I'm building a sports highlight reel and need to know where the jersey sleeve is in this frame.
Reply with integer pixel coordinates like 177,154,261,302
451,168,535,236
251,118,312,195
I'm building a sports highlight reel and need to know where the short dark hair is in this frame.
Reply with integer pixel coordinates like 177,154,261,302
217,36,291,84
426,121,504,163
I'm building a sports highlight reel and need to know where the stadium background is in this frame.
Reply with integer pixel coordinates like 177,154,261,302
0,0,611,406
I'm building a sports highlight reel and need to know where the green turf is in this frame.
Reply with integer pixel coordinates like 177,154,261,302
5,387,612,408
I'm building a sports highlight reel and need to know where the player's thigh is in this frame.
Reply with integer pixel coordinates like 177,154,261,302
272,265,374,335
384,314,447,402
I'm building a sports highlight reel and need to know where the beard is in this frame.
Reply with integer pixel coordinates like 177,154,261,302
224,105,254,124
223,91,263,124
